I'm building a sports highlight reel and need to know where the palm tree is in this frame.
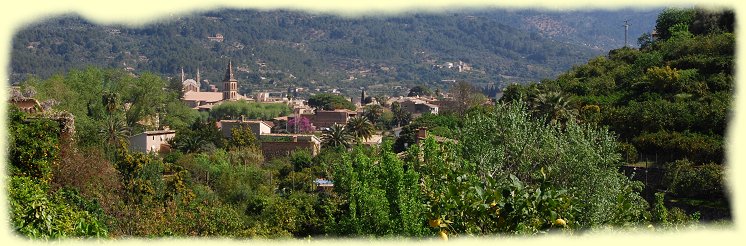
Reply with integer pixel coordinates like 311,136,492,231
321,124,352,149
346,116,375,143
362,104,384,126
530,90,577,125
391,102,411,127
100,114,130,161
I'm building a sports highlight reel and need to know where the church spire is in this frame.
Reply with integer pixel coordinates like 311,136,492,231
223,60,238,101
223,60,236,82
181,67,185,82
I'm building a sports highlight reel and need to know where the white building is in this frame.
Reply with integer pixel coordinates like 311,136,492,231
129,130,176,153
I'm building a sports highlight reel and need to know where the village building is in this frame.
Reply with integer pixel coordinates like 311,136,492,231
129,129,176,153
399,97,439,116
309,109,358,129
313,178,334,192
260,134,322,159
219,118,272,139
208,33,224,42
181,61,247,111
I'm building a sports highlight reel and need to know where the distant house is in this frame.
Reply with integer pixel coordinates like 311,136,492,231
219,118,272,138
208,33,224,42
414,127,456,144
260,134,322,159
129,130,176,153
362,134,383,146
311,109,357,129
400,98,439,116
313,178,334,192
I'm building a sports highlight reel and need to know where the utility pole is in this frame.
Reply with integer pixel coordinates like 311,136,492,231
623,19,631,47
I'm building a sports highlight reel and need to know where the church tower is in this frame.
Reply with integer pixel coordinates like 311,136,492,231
222,61,238,101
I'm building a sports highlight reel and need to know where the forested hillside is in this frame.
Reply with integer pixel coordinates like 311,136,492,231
10,9,656,95
501,8,734,220
483,8,661,50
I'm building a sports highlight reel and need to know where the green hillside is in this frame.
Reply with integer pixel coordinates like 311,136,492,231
10,9,660,96
501,8,734,220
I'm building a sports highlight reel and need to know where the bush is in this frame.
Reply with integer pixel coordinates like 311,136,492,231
9,176,108,238
8,108,61,183
663,160,724,199
459,102,648,228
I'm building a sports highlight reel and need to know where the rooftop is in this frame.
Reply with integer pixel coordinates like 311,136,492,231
183,91,223,103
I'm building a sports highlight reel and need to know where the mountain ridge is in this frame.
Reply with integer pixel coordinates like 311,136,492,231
10,8,659,96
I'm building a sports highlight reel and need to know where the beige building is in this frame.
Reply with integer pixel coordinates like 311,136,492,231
181,61,245,110
219,118,272,139
129,130,176,153
400,98,439,116
310,109,358,129
260,134,322,158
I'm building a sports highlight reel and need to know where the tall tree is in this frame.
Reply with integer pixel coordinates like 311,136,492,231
346,116,375,143
362,104,384,126
408,85,433,97
307,93,356,111
449,80,486,116
321,124,353,149
529,90,577,125
391,102,411,127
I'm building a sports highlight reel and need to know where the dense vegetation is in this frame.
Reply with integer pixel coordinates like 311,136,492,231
7,7,729,240
500,7,733,220
307,93,356,111
210,101,291,120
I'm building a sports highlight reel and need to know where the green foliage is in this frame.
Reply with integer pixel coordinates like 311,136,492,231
327,145,428,236
321,124,353,149
500,7,734,222
289,150,314,172
633,131,723,164
8,107,60,183
459,103,648,227
407,85,433,97
170,119,226,153
308,93,356,111
651,192,669,224
392,112,460,152
9,177,108,239
210,101,291,120
655,8,696,40
663,160,724,199
229,126,259,150
25,67,196,148
345,116,375,143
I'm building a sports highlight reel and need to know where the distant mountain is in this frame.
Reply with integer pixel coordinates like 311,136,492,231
10,8,660,95
480,8,662,51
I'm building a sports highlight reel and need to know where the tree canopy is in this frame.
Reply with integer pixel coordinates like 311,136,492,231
307,93,356,111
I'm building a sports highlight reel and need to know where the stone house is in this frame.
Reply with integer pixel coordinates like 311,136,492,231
260,134,322,159
219,118,272,139
129,130,176,153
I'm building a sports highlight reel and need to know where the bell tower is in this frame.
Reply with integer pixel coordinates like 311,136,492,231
222,61,238,101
